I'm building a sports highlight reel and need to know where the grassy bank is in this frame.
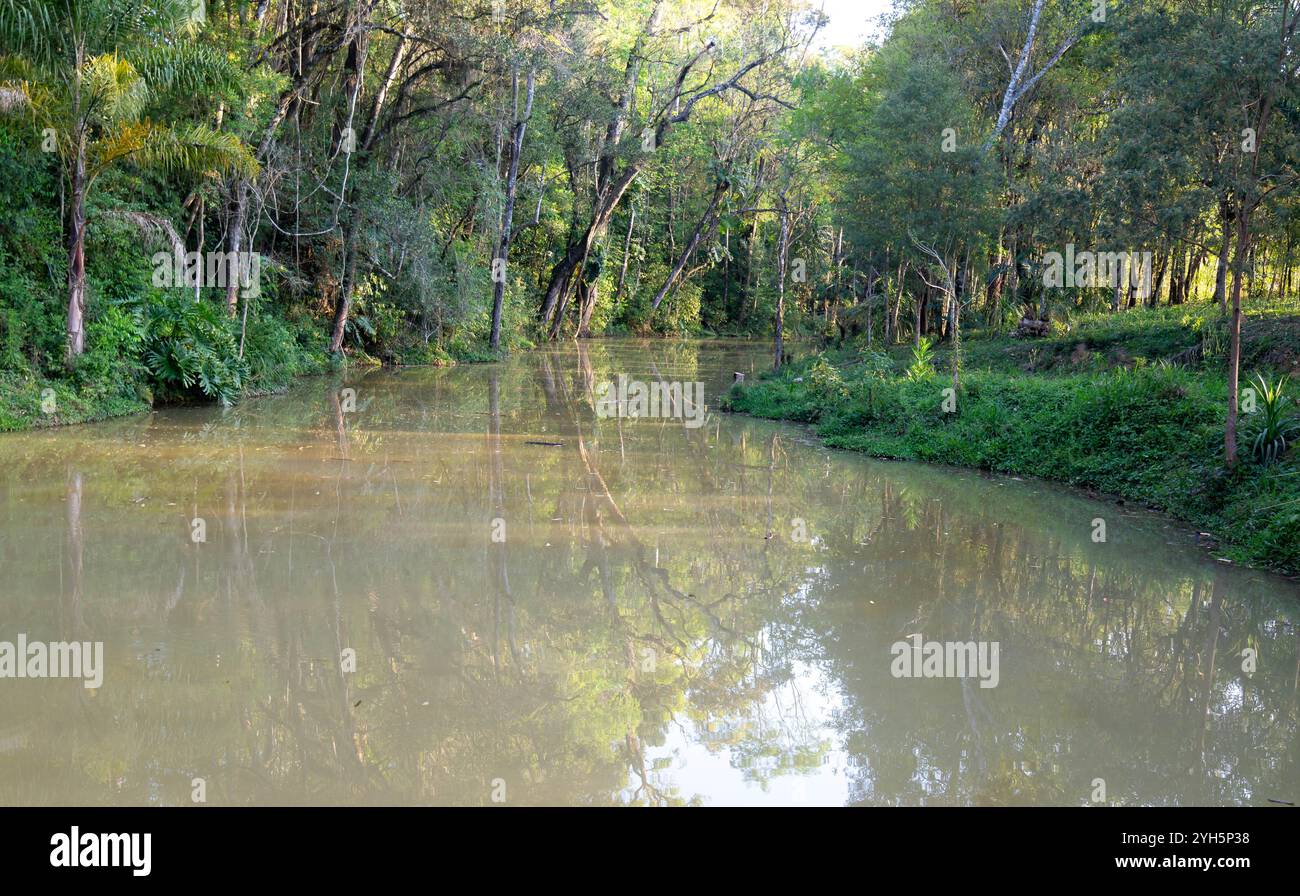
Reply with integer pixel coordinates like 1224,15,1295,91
0,306,505,433
726,308,1300,576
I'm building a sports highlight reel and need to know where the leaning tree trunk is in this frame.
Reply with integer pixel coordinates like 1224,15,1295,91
539,230,592,333
651,179,726,312
1151,249,1168,307
329,215,360,354
541,159,643,336
612,207,636,307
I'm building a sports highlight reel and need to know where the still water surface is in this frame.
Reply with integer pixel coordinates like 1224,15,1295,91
1,340,1298,805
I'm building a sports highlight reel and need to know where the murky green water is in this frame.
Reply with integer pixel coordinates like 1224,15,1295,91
1,339,1298,805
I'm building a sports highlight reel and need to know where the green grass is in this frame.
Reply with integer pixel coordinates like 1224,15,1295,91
728,304,1300,575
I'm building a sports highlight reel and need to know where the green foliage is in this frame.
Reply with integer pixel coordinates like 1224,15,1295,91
806,356,847,401
0,264,61,374
1247,373,1299,465
75,303,146,400
140,294,247,405
611,262,703,336
345,297,406,358
905,336,936,381
242,311,328,394
857,347,896,379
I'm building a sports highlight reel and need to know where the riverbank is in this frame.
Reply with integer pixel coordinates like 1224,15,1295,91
0,338,501,433
725,309,1300,576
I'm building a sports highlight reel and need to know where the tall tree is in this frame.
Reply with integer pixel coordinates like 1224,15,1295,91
0,0,255,361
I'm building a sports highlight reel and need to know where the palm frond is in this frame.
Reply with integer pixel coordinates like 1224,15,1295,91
96,208,184,256
89,118,153,173
82,53,150,124
0,80,29,113
0,1,57,67
91,119,257,180
1,54,60,114
131,41,240,97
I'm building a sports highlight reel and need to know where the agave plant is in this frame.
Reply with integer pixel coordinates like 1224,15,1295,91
1248,373,1299,465
0,0,257,363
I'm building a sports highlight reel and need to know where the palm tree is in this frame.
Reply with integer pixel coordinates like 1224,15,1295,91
0,0,256,363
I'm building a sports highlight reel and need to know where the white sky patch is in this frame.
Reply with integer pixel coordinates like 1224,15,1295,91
624,658,852,806
807,0,894,51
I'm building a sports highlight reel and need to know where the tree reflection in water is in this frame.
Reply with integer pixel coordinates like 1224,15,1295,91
0,340,1296,805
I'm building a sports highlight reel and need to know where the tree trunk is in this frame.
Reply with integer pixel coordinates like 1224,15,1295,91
743,213,761,324
1213,201,1232,312
1151,249,1168,308
773,208,789,369
986,243,1005,326
1007,232,1020,317
613,207,636,306
951,271,962,392
491,68,535,352
322,21,372,354
1186,243,1207,303
65,148,88,364
1278,235,1294,301
329,216,359,353
915,287,925,347
1225,214,1251,467
651,179,726,312
1169,250,1186,305
224,182,249,316
577,279,599,337
891,259,906,344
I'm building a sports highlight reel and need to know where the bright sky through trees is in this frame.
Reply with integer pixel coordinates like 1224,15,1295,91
811,0,893,49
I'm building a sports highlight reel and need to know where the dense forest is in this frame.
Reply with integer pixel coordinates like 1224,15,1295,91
1,1,1298,561
1,0,826,418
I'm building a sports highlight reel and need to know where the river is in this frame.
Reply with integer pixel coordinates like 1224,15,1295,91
0,339,1297,805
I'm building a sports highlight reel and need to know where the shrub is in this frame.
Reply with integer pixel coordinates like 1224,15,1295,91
243,312,327,393
858,347,896,379
807,356,848,401
75,304,147,402
141,294,247,405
